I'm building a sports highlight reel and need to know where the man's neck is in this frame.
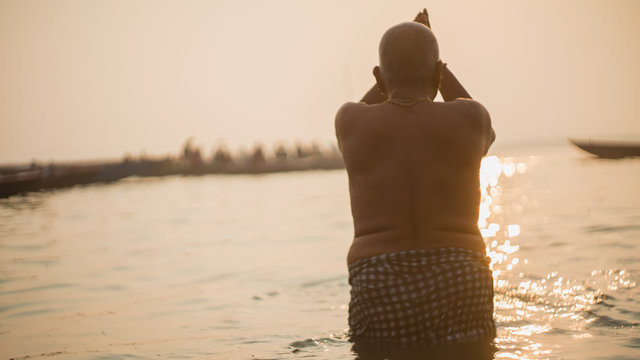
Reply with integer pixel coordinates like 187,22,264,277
387,87,437,101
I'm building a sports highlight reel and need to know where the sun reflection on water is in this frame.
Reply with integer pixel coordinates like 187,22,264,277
478,155,638,360
480,156,528,280
480,156,548,359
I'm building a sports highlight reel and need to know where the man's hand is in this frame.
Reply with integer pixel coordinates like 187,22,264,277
413,8,431,29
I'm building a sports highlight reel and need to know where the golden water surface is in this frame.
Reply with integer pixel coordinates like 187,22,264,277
1,144,638,359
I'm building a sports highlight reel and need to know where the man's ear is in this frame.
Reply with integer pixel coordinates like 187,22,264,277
373,66,387,96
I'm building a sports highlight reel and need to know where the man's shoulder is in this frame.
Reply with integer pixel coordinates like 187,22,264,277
442,99,491,131
335,101,370,137
336,101,368,120
446,98,490,118
445,99,495,151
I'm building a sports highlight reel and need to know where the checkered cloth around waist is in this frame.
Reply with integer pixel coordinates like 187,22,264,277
348,247,495,344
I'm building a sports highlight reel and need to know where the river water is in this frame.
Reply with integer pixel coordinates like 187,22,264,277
1,143,639,359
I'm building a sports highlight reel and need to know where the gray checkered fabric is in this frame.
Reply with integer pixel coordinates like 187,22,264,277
348,247,495,344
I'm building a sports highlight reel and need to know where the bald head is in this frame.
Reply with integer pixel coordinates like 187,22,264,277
378,22,440,90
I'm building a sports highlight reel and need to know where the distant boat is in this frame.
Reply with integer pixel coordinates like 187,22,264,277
0,168,42,197
569,138,640,158
0,154,345,198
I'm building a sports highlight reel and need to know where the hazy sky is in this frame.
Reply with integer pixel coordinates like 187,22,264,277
1,0,639,163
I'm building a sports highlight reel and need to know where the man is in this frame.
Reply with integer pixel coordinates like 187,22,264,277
335,10,496,345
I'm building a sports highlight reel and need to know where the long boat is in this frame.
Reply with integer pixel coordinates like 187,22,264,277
0,168,42,198
0,154,345,198
569,138,640,159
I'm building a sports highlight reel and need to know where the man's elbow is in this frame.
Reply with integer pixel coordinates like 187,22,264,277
484,128,496,155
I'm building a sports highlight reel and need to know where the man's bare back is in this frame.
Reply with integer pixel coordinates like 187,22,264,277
336,17,495,266
337,98,492,265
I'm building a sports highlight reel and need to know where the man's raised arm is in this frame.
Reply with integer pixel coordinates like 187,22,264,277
360,84,386,105
439,65,471,101
413,9,472,101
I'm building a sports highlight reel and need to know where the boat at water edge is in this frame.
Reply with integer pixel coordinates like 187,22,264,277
568,138,640,159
